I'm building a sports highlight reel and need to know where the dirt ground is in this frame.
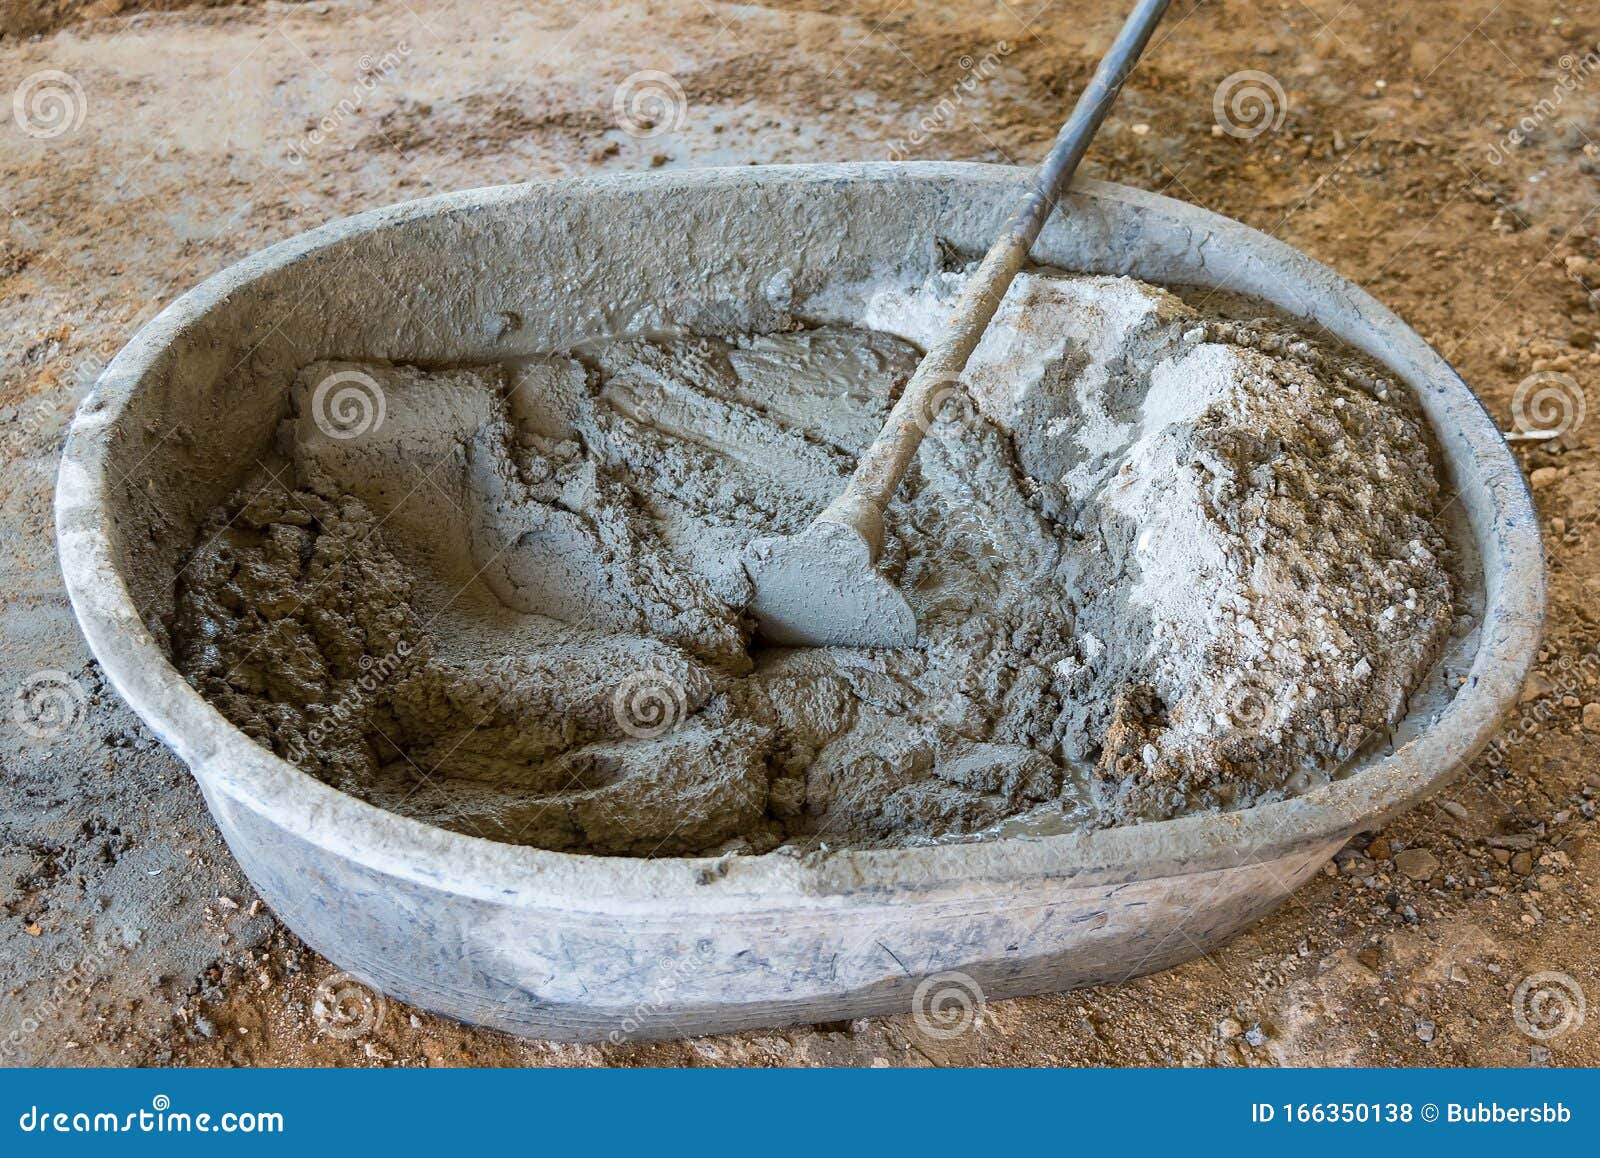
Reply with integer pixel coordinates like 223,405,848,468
2,0,1598,1068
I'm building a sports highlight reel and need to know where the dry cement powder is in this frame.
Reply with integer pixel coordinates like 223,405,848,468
172,266,1458,856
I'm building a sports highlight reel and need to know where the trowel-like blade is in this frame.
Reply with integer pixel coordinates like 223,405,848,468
743,521,917,648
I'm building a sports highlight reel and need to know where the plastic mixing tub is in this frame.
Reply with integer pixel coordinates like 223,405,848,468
56,164,1544,1040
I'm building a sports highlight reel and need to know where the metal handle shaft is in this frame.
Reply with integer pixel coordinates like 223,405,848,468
818,0,1170,551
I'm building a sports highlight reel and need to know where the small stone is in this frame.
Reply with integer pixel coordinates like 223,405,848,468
1131,122,1150,136
1582,703,1600,732
1510,851,1534,875
1394,848,1439,881
1366,838,1391,861
1529,467,1559,489
649,152,670,167
1217,1017,1243,1039
1437,799,1469,821
1244,1023,1270,1047
1491,848,1512,865
1487,833,1535,851
1564,254,1598,281
1416,1018,1436,1043
1520,672,1553,703
24,923,41,937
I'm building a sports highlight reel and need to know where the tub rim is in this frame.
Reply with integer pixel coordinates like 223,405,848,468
54,162,1545,912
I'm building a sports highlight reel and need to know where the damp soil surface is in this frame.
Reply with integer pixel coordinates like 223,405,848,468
172,268,1461,855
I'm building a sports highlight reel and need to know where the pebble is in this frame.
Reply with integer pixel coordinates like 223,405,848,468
1510,851,1534,875
1583,703,1600,732
1366,838,1391,861
1217,1017,1243,1039
1244,1023,1270,1047
1416,1018,1436,1043
1529,467,1559,489
1394,849,1439,881
1486,833,1535,851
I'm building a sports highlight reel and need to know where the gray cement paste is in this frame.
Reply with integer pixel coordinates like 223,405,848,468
171,267,1459,856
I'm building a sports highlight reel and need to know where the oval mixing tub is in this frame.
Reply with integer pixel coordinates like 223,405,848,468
56,164,1545,1040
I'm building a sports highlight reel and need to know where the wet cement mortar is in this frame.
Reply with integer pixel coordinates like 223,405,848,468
172,269,1455,854
4,0,1599,1066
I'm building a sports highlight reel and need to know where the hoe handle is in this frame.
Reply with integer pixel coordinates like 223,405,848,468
816,0,1170,554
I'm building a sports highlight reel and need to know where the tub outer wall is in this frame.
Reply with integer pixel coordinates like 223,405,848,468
56,164,1543,1041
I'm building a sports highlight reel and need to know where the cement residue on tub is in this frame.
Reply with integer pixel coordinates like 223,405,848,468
170,265,1459,855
